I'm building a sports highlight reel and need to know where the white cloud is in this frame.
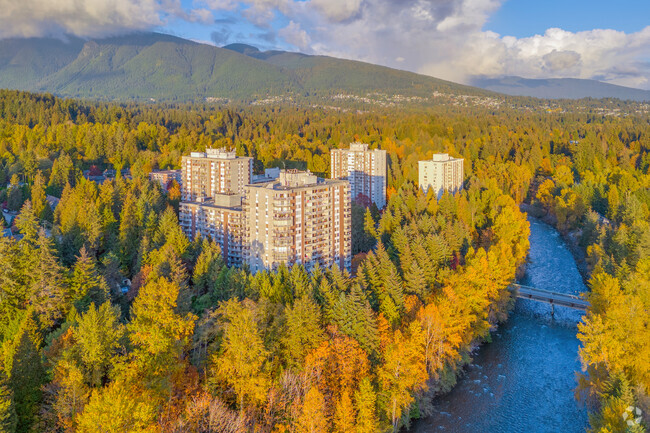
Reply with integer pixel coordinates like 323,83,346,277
0,0,211,38
278,20,310,50
2,0,649,89
269,0,650,89
308,0,363,22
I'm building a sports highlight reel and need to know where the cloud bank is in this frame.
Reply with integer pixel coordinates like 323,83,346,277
1,0,649,89
0,0,211,39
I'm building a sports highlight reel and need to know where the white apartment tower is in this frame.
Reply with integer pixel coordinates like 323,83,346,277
418,153,464,199
243,170,351,273
179,149,252,267
181,148,253,201
330,142,387,209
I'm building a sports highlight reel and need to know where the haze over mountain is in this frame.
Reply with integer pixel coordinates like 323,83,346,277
0,32,484,102
470,76,650,102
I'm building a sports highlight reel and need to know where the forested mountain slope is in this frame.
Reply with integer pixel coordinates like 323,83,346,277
0,33,486,102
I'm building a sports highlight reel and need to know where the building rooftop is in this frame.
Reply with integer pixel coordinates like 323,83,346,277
188,148,244,160
426,153,464,162
349,142,369,151
249,169,347,191
182,193,243,210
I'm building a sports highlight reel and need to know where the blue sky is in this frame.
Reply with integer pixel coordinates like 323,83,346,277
485,0,650,37
163,0,650,47
2,0,649,88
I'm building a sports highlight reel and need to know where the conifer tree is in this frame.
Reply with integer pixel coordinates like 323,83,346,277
354,377,378,433
69,246,110,312
30,229,68,329
30,171,49,222
47,154,75,197
0,367,16,433
333,390,355,433
4,316,45,433
404,262,427,299
75,302,124,387
129,277,196,394
281,295,324,368
14,202,38,246
192,238,224,297
118,192,140,275
212,299,268,414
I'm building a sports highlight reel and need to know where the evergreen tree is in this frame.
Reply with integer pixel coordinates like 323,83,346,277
75,302,125,387
30,172,50,222
354,377,378,433
4,317,45,433
69,246,110,312
211,299,269,414
281,295,324,368
30,229,68,329
0,367,16,433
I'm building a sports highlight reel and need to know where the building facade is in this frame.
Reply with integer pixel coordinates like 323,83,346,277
181,148,253,201
418,153,464,199
149,169,182,189
179,195,245,267
243,170,351,273
330,142,387,209
179,149,252,266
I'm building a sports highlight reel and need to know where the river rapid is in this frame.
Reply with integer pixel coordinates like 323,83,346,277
412,217,590,433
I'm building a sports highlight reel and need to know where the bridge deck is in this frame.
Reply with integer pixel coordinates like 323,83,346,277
510,284,589,311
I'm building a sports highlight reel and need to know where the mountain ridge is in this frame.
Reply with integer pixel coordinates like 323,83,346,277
0,33,485,102
470,75,650,102
0,33,648,103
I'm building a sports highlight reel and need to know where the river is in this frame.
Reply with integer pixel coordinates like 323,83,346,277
411,217,590,433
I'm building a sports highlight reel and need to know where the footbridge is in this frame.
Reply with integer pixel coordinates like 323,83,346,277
509,284,589,312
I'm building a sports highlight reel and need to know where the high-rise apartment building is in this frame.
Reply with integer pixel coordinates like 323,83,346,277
243,170,351,273
330,142,387,208
181,148,253,200
418,153,464,199
179,148,252,267
179,194,245,267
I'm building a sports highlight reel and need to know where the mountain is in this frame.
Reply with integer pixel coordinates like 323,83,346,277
470,76,650,102
0,33,484,102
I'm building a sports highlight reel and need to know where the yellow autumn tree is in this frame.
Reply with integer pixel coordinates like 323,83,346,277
211,299,269,414
378,322,427,432
294,386,328,433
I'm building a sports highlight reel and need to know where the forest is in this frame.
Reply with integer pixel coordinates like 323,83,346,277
0,89,648,432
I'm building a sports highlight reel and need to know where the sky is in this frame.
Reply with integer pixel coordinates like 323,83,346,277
1,0,649,89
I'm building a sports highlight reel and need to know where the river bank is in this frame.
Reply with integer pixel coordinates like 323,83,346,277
410,217,589,432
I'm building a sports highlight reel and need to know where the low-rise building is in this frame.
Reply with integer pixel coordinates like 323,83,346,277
150,169,182,189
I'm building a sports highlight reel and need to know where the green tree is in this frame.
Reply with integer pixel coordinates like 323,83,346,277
3,317,45,433
69,246,110,312
128,278,196,393
75,302,125,387
211,299,269,414
281,295,324,368
354,377,378,433
0,367,17,433
30,171,50,222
